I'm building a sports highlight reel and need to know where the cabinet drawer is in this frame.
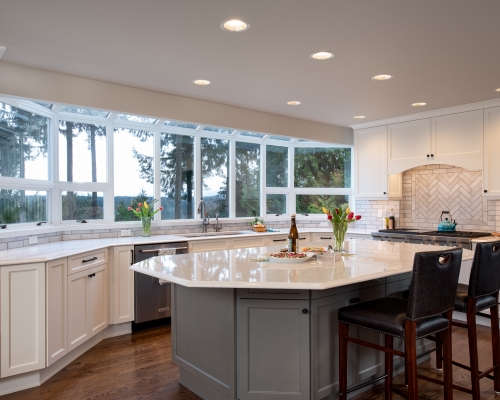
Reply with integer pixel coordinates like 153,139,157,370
189,239,230,253
267,235,289,246
68,249,107,275
232,236,266,249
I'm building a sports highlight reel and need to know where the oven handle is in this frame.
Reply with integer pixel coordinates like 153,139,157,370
140,247,188,253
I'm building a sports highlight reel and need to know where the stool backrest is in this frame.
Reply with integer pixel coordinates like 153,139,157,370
468,241,500,298
406,248,463,321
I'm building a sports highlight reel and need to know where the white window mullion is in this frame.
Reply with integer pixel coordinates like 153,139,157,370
288,144,295,215
260,143,266,217
52,112,60,224
229,139,236,218
194,135,201,220
154,127,161,221
105,122,114,223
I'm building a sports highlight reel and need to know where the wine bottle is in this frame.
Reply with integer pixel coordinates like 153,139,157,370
288,214,299,252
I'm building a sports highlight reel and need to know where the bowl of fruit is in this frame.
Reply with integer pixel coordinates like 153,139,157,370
250,217,266,232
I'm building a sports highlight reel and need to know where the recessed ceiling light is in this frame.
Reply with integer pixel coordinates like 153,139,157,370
287,101,301,106
354,116,366,119
193,80,211,86
495,88,500,92
412,102,427,107
221,19,249,32
310,51,335,60
371,74,393,81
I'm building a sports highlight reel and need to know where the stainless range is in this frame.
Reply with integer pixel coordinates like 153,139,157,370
371,229,492,250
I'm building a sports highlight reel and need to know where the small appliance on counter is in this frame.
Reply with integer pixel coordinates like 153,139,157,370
437,211,457,232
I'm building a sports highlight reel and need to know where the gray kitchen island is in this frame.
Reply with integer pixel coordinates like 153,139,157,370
131,240,473,400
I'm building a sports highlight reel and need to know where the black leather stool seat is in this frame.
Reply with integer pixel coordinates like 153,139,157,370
454,283,497,312
338,297,449,339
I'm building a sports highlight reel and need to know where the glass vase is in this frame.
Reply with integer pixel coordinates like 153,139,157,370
332,221,347,252
141,216,152,237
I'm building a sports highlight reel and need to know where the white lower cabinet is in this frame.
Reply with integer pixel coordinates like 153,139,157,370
67,263,108,352
0,263,46,378
46,258,68,366
112,246,135,324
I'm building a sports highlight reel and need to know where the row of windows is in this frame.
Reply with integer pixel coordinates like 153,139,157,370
0,98,351,225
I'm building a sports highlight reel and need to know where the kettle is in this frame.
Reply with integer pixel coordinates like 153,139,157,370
438,211,457,232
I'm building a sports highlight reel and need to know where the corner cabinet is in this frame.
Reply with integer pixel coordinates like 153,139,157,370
483,107,500,198
1,263,46,378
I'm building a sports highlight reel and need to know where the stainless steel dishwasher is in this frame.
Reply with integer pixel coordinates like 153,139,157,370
134,241,188,323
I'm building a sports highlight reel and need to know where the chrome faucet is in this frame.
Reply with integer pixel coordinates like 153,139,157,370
197,200,210,233
214,213,222,232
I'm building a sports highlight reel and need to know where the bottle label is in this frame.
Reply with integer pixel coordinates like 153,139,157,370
288,238,294,252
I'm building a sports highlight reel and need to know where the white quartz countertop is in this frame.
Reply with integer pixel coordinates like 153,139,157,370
130,240,474,290
0,228,373,266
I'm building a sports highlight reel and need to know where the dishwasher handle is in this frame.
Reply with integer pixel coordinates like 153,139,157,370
140,247,188,253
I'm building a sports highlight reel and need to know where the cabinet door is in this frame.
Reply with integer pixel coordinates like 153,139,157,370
350,285,387,384
484,107,500,197
89,263,109,337
113,246,134,324
67,268,90,352
232,236,266,249
431,110,483,162
354,127,388,198
311,292,354,400
388,173,403,199
237,298,310,400
310,232,334,243
46,258,67,366
189,238,230,253
388,119,431,166
1,263,46,378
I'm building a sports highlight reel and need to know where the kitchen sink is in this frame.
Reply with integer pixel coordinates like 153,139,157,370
177,231,249,238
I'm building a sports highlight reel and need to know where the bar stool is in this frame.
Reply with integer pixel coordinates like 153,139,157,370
434,240,500,399
338,248,463,400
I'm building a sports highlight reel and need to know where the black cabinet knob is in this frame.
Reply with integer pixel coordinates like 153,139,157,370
302,309,309,314
383,192,387,195
484,190,488,193
427,154,430,157
431,154,434,157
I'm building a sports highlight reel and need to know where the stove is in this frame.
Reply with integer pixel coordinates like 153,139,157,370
371,229,493,250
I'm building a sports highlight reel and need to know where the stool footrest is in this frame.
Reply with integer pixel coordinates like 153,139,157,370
417,373,474,394
346,336,405,357
345,374,388,394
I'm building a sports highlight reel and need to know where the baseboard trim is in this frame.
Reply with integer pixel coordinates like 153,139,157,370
0,322,132,396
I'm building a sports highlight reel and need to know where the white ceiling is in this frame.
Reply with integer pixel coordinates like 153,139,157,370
0,0,499,128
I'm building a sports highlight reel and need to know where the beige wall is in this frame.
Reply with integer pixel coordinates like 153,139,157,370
0,62,352,145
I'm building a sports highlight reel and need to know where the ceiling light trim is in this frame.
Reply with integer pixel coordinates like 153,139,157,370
310,51,335,60
221,19,250,32
371,74,393,81
287,101,301,106
412,102,427,107
193,80,211,86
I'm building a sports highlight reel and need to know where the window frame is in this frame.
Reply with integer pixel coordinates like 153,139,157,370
0,95,353,229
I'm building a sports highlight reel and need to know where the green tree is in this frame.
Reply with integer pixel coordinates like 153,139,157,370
235,142,260,217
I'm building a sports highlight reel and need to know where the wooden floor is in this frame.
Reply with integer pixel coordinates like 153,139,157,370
3,322,500,399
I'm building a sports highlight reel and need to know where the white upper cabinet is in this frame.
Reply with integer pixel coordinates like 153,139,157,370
387,110,484,175
388,119,431,168
483,107,500,198
431,110,483,164
354,126,388,198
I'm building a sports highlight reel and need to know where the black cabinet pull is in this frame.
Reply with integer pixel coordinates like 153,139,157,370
383,192,387,195
484,190,488,193
302,309,309,314
130,250,134,265
320,236,332,240
427,154,430,157
349,297,360,304
299,237,306,240
431,154,434,157
88,273,95,278
82,256,98,263
273,239,287,242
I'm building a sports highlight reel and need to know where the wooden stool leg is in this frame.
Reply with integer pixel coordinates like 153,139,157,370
442,309,454,400
404,319,418,400
339,321,349,400
435,331,443,370
385,334,393,399
491,294,500,393
466,300,480,400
